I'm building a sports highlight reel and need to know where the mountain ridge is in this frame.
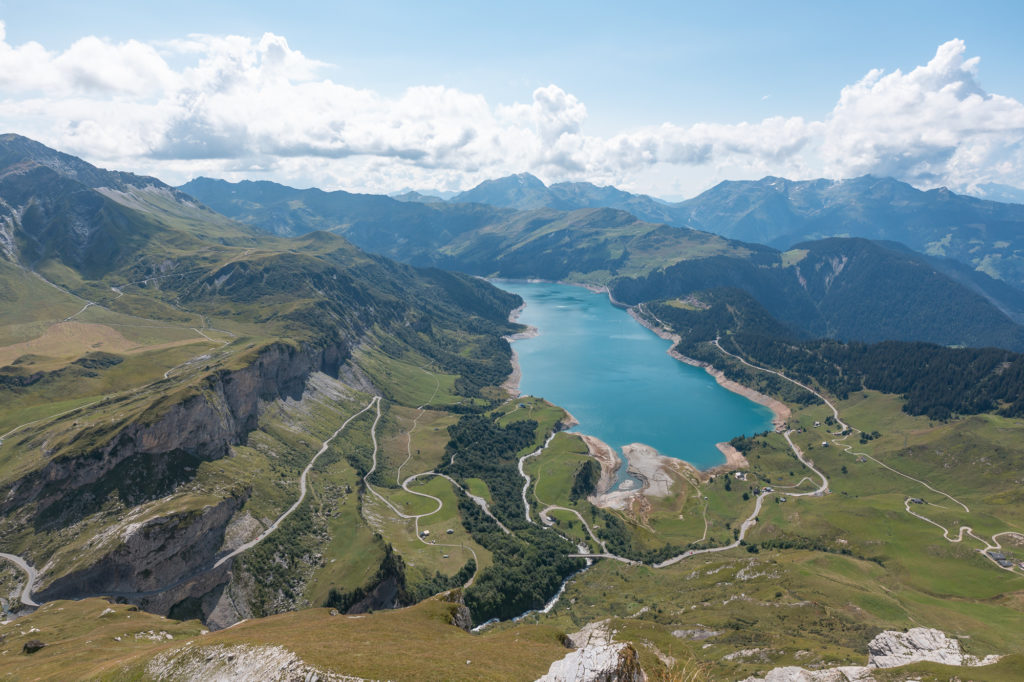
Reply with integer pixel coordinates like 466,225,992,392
179,175,1024,351
0,136,537,630
440,171,1024,290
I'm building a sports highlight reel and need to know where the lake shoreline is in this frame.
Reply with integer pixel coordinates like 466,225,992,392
502,301,538,397
628,306,791,433
496,279,778,475
583,433,747,511
586,434,733,511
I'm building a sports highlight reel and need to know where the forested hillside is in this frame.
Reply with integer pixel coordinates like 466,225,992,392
180,178,1024,351
645,290,1024,420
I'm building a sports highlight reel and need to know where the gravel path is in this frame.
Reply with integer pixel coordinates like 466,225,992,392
215,396,380,569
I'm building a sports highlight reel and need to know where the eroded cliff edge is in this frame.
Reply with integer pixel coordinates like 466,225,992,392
0,337,354,617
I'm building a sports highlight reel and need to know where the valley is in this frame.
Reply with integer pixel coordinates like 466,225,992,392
0,136,1022,680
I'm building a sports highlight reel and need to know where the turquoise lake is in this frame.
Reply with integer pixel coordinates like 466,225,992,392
495,280,774,472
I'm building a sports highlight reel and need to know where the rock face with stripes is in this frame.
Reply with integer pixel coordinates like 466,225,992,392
537,621,646,682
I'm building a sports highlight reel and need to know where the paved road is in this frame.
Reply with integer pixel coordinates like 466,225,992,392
570,336,837,569
0,552,39,607
540,505,608,553
1,396,388,607
712,336,1022,576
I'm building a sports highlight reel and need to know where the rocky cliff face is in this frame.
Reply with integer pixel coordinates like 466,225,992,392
866,627,1001,668
1,338,353,621
36,496,244,604
145,643,365,681
1,340,347,528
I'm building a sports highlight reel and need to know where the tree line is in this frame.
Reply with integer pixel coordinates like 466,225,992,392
645,289,1024,420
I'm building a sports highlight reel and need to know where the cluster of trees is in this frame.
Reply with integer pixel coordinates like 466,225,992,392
612,238,1024,351
324,539,477,613
409,559,477,602
818,341,1024,419
755,536,884,566
569,459,601,502
455,491,583,624
723,334,1024,420
395,322,515,398
244,503,328,617
594,509,686,564
433,413,586,623
645,289,1024,420
646,294,821,406
440,413,538,527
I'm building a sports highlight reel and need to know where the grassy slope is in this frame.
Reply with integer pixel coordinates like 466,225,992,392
507,378,1024,678
1,165,531,625
2,352,1022,679
0,597,571,681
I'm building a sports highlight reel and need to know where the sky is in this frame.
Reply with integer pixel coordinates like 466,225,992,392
0,0,1023,199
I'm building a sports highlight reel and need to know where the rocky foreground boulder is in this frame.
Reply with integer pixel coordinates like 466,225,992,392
867,627,1000,668
743,627,1001,681
537,620,646,682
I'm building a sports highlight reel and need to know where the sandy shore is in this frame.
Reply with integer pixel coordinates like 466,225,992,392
714,441,749,470
629,307,791,432
501,353,523,397
502,302,539,397
583,435,691,510
620,443,675,498
705,365,791,431
581,282,628,307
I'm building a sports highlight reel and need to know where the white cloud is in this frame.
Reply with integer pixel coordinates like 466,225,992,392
820,39,1024,190
0,24,1021,198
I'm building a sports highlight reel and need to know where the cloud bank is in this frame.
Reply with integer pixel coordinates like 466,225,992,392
0,22,1021,197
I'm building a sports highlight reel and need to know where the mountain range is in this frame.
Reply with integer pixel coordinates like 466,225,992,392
3,134,1024,679
0,133,526,628
390,172,1024,293
180,175,1024,350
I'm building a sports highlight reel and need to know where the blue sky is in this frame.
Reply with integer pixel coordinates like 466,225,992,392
1,0,1022,198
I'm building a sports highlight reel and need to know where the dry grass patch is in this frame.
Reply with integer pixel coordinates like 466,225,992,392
208,599,570,680
0,321,218,368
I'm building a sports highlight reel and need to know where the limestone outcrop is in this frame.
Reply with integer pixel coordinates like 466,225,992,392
537,621,646,682
146,643,366,681
742,627,1001,681
867,627,1000,668
1,340,346,527
2,339,352,620
36,496,243,604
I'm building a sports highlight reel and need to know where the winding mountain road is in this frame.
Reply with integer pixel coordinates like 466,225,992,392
361,384,525,588
214,396,380,568
2,395,384,608
713,335,1018,575
0,552,39,607
540,505,608,552
518,432,557,524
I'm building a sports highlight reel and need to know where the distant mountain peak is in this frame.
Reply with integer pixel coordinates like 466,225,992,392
452,172,553,210
512,171,544,183
450,173,692,225
0,132,166,193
